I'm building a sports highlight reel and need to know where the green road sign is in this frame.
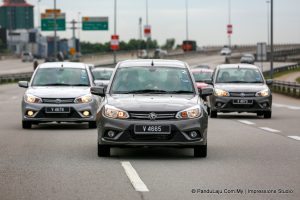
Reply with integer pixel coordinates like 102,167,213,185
41,13,66,31
82,17,108,31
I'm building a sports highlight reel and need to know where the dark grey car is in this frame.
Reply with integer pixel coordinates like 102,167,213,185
209,64,273,118
91,59,213,157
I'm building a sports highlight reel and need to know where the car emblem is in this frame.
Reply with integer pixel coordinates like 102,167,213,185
240,93,246,97
149,112,157,120
55,99,62,104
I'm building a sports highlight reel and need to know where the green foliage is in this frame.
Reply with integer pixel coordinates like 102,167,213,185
80,39,158,55
162,38,175,50
296,77,300,84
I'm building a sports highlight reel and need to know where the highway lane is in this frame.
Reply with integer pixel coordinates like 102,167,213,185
0,83,299,200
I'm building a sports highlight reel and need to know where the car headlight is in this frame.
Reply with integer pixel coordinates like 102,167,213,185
214,89,230,97
103,105,129,119
256,89,270,97
24,94,42,104
176,106,202,119
75,94,93,104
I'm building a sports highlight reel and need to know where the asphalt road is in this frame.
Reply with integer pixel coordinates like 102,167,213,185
0,83,299,200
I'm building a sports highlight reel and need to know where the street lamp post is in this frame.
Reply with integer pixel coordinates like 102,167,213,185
37,0,41,30
185,0,189,40
266,0,270,46
53,0,57,59
113,0,117,64
145,0,149,57
228,0,231,47
270,0,274,79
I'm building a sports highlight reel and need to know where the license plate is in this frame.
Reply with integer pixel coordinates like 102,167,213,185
134,125,171,135
45,107,71,113
233,99,253,105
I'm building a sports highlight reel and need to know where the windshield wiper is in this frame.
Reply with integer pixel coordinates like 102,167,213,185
128,89,169,94
35,83,72,86
169,90,194,94
69,84,89,86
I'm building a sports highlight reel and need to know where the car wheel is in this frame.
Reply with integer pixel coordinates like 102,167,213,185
194,145,207,158
22,121,32,129
210,111,217,118
88,121,97,129
98,144,110,157
207,107,211,115
264,111,272,119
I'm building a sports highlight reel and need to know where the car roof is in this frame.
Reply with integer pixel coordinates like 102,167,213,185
38,62,88,69
191,68,213,73
117,59,187,68
217,64,259,69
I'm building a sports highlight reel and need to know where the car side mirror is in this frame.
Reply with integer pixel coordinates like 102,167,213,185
204,79,213,85
91,86,106,97
266,79,273,85
199,87,213,98
18,81,29,88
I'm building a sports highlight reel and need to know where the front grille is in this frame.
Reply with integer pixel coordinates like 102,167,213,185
229,92,256,97
42,98,75,104
129,112,176,120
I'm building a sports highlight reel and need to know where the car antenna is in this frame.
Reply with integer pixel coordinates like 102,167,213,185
151,60,154,66
61,63,64,68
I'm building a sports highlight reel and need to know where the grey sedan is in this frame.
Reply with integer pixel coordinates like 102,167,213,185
209,64,272,118
18,62,101,129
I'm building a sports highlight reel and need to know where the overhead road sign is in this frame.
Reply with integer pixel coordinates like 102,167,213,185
82,17,109,31
41,12,66,31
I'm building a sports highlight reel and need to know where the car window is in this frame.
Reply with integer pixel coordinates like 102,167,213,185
111,67,194,94
32,68,90,86
216,68,264,83
192,71,212,82
92,69,113,81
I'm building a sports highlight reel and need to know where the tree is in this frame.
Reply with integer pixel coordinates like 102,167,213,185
162,38,175,50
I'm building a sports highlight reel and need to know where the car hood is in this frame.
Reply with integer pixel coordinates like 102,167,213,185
215,83,268,93
26,87,90,98
106,94,198,112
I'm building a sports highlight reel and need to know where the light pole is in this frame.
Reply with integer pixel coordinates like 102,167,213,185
266,1,270,46
145,0,149,56
270,0,274,79
185,0,189,40
37,0,41,30
53,0,57,59
113,0,117,64
228,0,231,47
78,12,81,53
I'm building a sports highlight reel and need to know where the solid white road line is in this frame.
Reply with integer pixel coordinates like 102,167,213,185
288,136,300,141
238,120,255,125
273,103,300,110
259,127,281,133
121,161,149,192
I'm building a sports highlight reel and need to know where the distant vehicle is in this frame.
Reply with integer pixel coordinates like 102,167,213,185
21,52,34,62
91,59,213,157
193,64,210,69
220,47,232,56
138,49,148,58
209,64,273,119
153,48,168,59
240,54,255,64
91,68,114,87
191,68,214,114
18,62,101,129
182,40,197,52
44,57,57,63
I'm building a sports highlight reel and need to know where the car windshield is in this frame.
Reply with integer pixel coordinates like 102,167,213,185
31,68,90,86
92,69,113,81
111,67,194,94
216,68,264,83
192,71,212,82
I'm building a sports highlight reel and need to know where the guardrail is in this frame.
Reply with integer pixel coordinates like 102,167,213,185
271,80,300,98
0,72,33,84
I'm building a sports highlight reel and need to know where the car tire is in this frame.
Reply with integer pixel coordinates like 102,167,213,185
207,107,211,115
264,111,272,119
88,121,97,129
194,145,207,158
210,111,217,118
98,144,110,157
22,121,32,129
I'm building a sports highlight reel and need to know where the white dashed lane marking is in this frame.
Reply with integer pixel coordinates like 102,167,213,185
288,136,300,141
259,127,281,133
238,120,255,125
121,161,149,192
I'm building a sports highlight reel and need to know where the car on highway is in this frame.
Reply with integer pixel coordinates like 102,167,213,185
220,47,232,56
91,67,114,87
240,53,255,64
191,68,214,114
209,64,273,118
153,48,168,59
91,59,213,157
18,62,101,129
21,52,34,62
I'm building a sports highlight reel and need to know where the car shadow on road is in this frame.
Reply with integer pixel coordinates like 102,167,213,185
28,122,92,130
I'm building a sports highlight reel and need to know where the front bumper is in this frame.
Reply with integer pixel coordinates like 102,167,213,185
98,115,208,147
22,101,98,123
210,95,272,113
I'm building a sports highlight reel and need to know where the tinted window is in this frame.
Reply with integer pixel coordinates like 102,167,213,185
216,68,263,83
32,68,90,86
192,71,212,82
92,69,113,81
111,67,194,94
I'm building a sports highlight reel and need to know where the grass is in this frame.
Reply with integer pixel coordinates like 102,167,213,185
296,77,300,84
264,67,300,79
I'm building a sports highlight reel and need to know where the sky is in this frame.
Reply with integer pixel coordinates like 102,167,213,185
25,0,300,46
